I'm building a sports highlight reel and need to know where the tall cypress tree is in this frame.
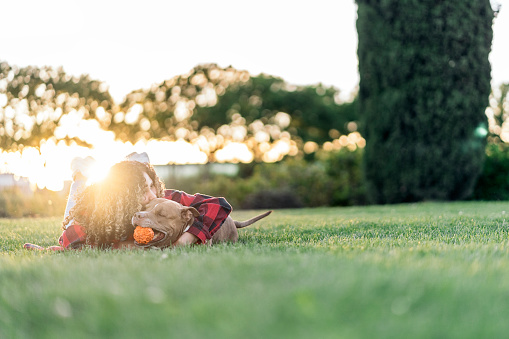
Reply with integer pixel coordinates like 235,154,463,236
356,0,494,203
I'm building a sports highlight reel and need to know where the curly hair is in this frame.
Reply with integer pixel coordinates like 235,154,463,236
62,161,166,248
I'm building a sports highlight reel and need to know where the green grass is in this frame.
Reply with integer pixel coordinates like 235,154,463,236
2,201,509,338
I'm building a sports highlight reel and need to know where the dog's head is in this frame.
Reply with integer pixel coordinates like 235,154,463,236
132,198,199,248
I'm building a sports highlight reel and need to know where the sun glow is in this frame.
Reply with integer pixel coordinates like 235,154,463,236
0,117,296,191
85,161,115,185
0,109,362,191
0,128,364,191
215,142,254,163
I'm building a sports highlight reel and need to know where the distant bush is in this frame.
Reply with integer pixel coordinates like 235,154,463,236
175,149,366,209
248,159,332,208
471,144,509,201
241,189,304,209
0,187,28,218
322,148,366,206
0,187,67,218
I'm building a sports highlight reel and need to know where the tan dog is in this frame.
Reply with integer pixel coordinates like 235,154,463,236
132,198,272,248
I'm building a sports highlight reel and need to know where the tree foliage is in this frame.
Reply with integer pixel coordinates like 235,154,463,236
0,61,113,149
1,62,357,160
356,0,494,203
112,64,357,146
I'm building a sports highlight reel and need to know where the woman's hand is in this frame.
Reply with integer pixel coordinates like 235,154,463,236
174,232,199,246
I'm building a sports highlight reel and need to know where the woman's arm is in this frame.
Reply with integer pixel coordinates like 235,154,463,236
164,190,233,245
175,232,199,246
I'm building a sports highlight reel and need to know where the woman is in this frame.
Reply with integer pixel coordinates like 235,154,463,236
25,153,232,250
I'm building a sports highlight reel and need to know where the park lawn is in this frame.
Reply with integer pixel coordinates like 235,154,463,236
2,202,509,338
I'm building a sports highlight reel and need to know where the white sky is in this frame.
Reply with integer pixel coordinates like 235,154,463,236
1,0,508,103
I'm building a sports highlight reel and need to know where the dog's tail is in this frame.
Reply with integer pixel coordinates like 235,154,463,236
234,211,272,228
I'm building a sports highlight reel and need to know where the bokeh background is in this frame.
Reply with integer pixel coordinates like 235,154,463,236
0,0,508,216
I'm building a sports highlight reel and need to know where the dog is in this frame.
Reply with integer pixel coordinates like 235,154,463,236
132,198,272,248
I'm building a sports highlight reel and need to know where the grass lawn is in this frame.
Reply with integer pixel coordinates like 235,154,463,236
2,201,509,338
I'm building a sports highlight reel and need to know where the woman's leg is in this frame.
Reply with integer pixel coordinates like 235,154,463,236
63,177,87,228
63,157,96,228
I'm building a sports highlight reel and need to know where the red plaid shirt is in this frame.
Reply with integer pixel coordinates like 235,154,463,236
59,189,232,249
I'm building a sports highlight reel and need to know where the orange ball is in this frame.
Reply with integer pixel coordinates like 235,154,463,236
134,226,154,244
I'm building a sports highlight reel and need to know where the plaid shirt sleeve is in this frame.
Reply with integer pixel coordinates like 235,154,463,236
59,224,87,249
164,189,232,244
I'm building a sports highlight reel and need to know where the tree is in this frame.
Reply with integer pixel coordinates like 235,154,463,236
356,0,494,203
111,64,357,147
0,61,113,149
1,61,358,162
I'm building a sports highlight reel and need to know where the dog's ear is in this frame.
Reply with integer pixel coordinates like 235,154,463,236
181,207,200,224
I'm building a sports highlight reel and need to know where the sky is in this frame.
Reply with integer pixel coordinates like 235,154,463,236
2,0,507,103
